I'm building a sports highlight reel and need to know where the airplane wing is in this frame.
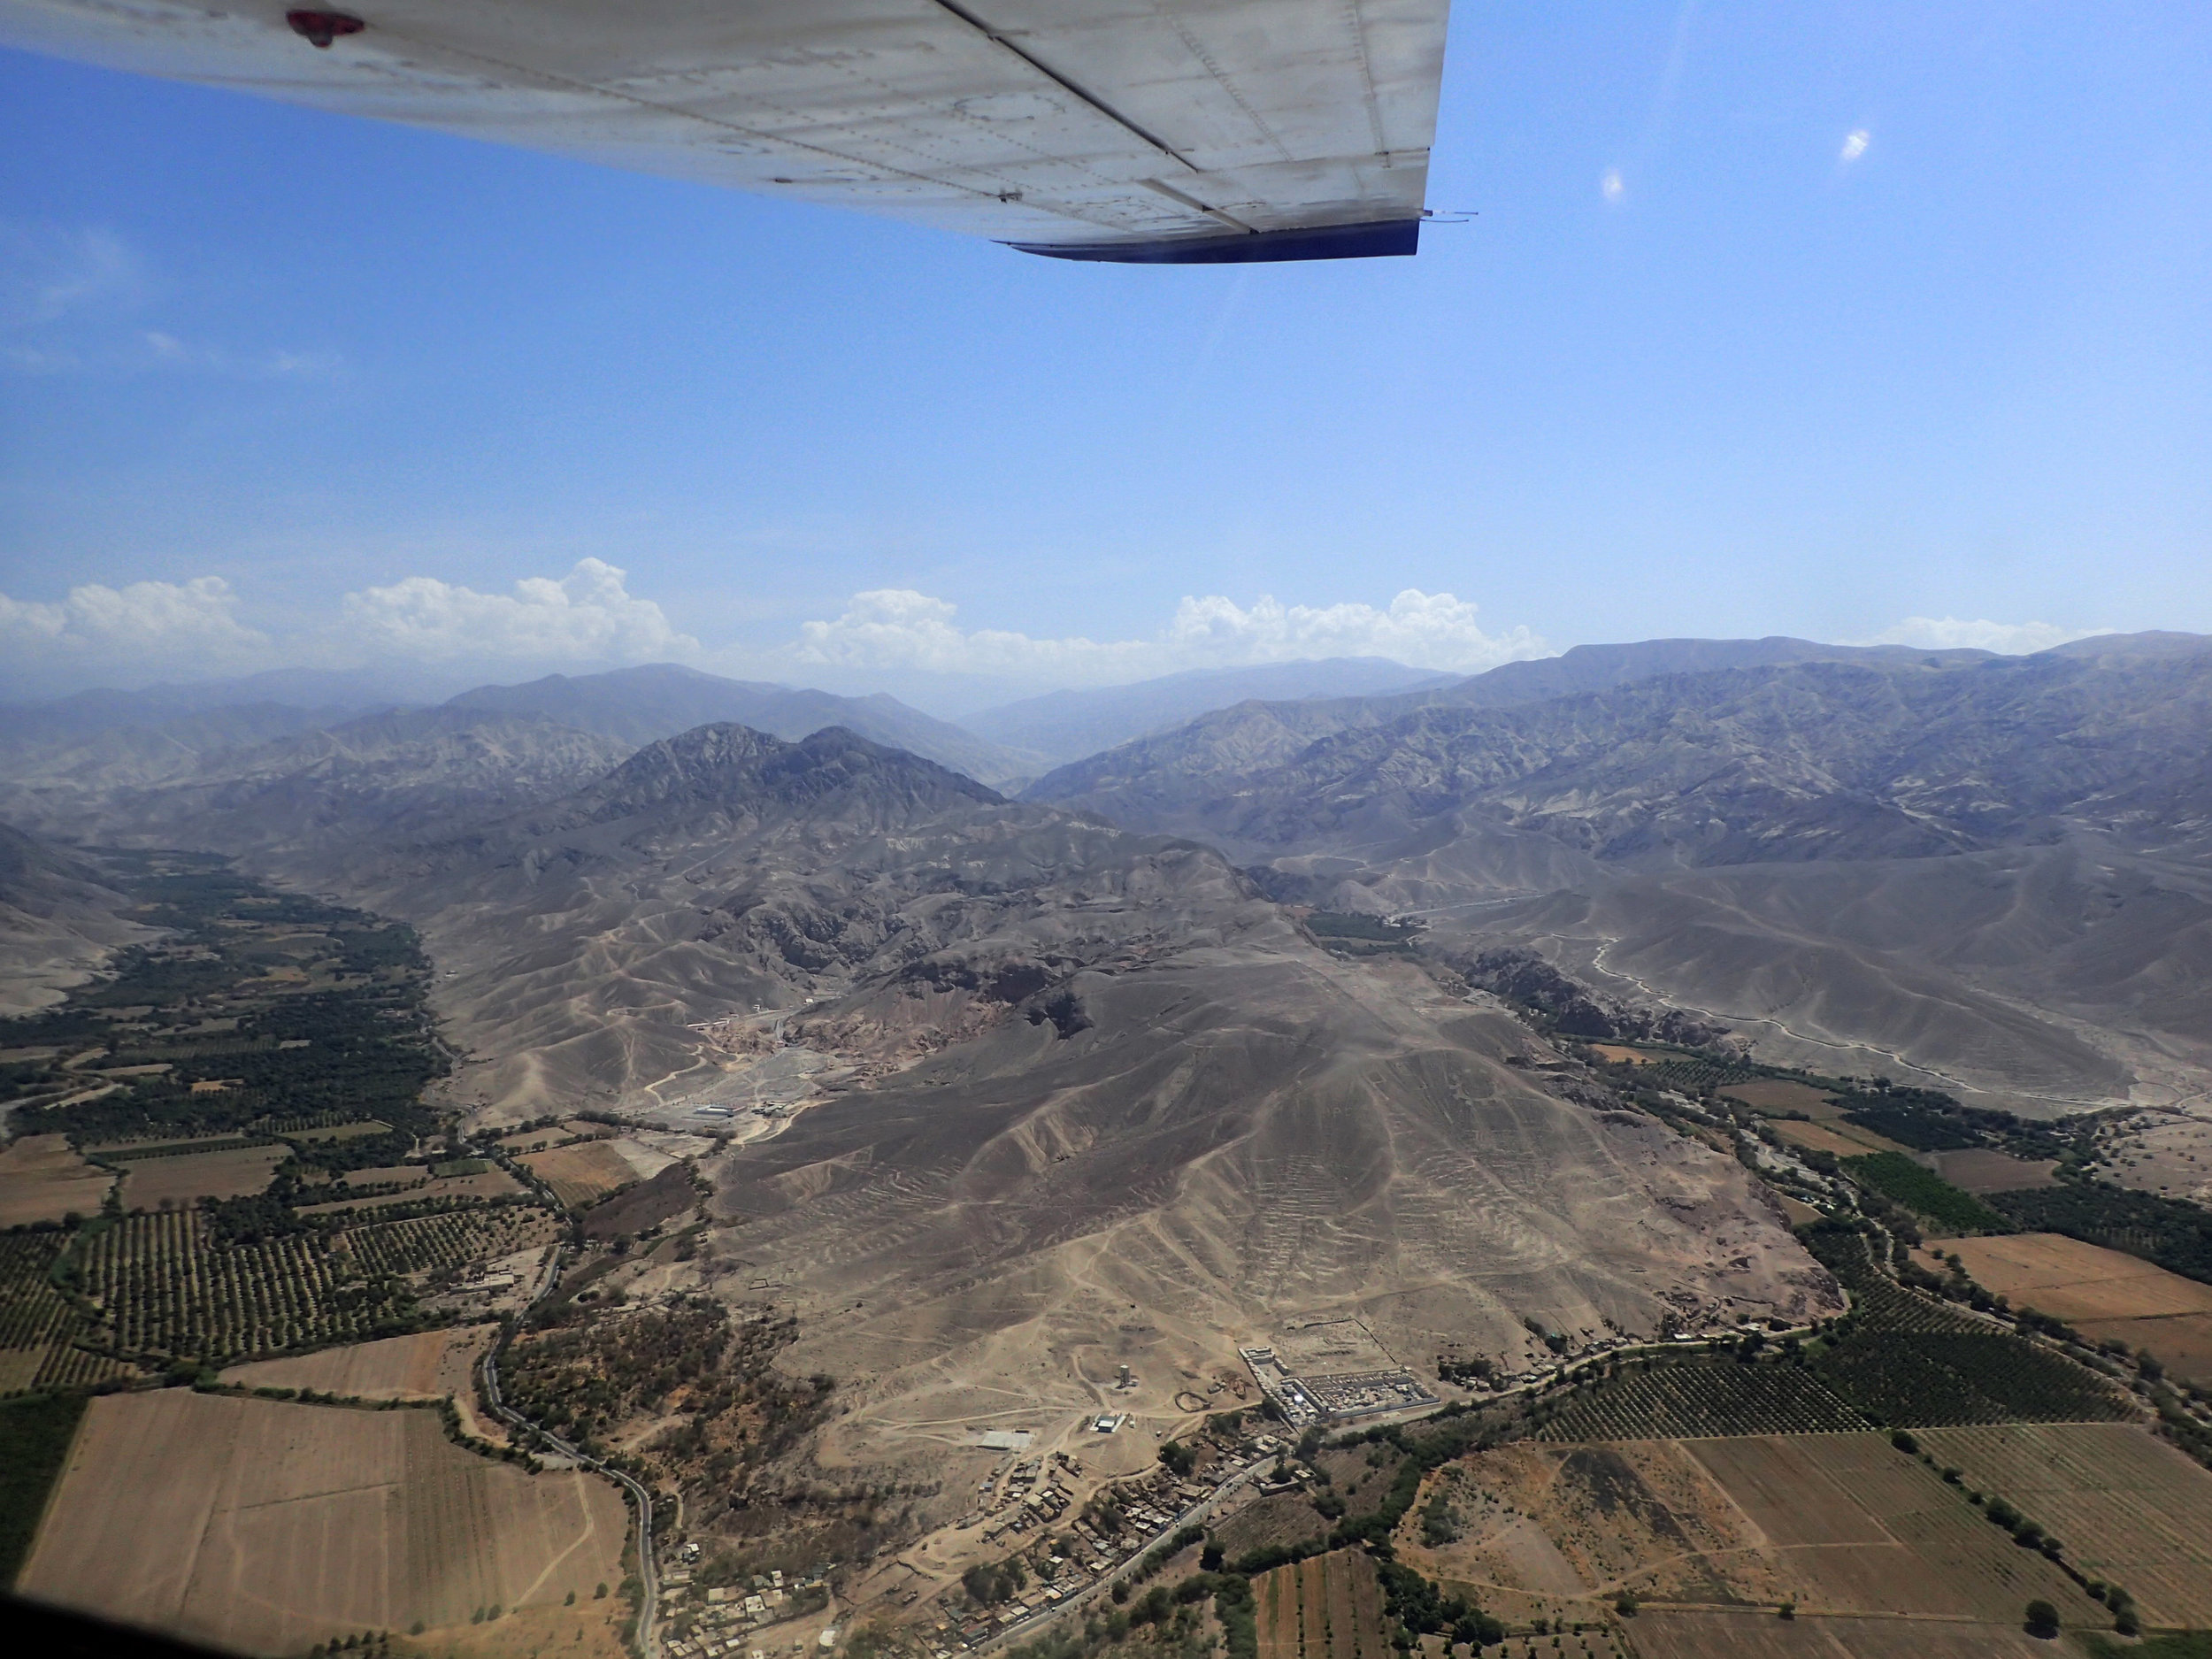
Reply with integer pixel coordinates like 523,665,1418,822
0,1,1451,261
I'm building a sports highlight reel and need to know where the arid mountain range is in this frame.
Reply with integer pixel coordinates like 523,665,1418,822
6,633,2209,1118
0,821,144,1016
7,630,2209,1518
342,721,1829,1435
1027,633,2212,1116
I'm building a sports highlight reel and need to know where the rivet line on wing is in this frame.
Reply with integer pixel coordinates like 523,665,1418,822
927,0,1203,174
352,14,1118,230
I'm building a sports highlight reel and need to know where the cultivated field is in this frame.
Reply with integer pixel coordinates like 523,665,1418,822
341,1164,433,1189
287,1120,394,1143
496,1127,567,1154
221,1325,493,1401
1928,1148,2057,1193
1406,1433,2099,1631
0,1133,113,1226
79,1209,413,1360
0,1232,136,1395
299,1168,525,1216
522,1139,641,1209
1929,1232,2212,1385
1916,1422,2212,1629
338,1204,560,1279
1769,1120,1904,1159
1684,1434,2095,1621
86,1130,268,1156
1624,1609,2062,1659
1533,1361,1868,1441
17,1390,626,1655
1256,1548,1388,1659
605,1135,676,1181
117,1143,288,1209
1719,1080,1838,1114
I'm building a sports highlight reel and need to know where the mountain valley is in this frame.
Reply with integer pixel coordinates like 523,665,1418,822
5,636,2212,1659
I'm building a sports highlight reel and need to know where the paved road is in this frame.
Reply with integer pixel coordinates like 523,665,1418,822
480,1241,662,1659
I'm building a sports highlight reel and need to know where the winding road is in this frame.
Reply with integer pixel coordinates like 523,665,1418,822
481,1241,662,1659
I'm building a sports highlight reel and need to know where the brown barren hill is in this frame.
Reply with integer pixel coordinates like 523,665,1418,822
0,1134,113,1226
17,1390,626,1655
580,1162,700,1240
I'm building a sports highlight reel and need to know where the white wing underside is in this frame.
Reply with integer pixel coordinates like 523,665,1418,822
0,0,1450,260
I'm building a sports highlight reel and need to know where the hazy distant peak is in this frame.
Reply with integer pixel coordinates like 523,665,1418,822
965,656,1454,763
2040,629,2211,661
579,721,1002,822
437,661,1033,787
1439,634,1993,709
444,660,792,710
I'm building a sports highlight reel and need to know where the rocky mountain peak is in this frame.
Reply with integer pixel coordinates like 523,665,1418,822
579,722,1003,824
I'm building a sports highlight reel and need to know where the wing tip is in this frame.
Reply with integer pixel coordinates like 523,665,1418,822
1007,219,1420,265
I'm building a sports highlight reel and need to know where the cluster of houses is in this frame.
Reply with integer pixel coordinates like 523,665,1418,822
661,1563,831,1659
927,1430,1294,1655
958,1449,1081,1541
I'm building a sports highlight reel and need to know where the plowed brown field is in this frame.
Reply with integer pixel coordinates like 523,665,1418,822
0,1133,113,1226
1770,1120,1904,1158
220,1325,492,1400
1927,1233,2212,1385
1402,1433,2097,1630
1627,1609,2063,1659
17,1390,626,1655
1927,1149,2057,1193
1256,1549,1387,1659
1915,1422,2212,1629
522,1140,640,1210
1719,1080,1837,1114
117,1144,288,1209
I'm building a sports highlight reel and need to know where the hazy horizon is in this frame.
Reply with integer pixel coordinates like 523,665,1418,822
7,5,2209,709
4,621,2175,725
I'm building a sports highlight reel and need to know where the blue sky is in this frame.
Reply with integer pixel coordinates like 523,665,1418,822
3,3,2208,709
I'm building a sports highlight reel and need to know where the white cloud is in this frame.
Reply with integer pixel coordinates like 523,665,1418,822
1839,128,1870,164
1601,167,1626,204
141,330,341,380
341,558,699,664
1863,617,2112,655
793,588,1548,685
1,223,332,380
0,575,267,669
0,223,143,330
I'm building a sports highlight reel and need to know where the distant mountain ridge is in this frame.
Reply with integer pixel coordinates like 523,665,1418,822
442,664,1038,786
964,657,1454,763
1029,634,2212,866
1025,630,2212,1117
0,661,1041,792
